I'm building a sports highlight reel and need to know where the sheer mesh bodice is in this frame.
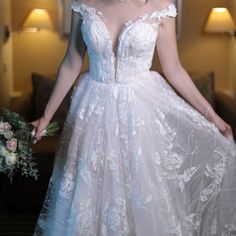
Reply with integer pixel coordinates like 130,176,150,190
71,1,177,83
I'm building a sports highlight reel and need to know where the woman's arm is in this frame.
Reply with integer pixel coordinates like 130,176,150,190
155,4,233,139
43,10,87,122
31,9,87,141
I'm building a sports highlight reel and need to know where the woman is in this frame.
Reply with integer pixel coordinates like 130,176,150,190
32,0,236,235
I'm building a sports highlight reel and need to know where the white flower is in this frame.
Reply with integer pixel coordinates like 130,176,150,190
4,130,13,139
5,152,17,165
0,121,4,134
0,121,12,135
3,122,12,131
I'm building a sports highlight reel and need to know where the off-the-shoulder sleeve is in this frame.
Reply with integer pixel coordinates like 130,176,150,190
150,3,177,20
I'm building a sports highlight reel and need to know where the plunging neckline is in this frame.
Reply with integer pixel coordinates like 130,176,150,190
77,2,175,59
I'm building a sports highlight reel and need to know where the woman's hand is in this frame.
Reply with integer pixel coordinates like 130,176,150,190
30,116,51,143
208,113,234,140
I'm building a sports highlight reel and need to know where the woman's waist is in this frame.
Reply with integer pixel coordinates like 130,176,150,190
82,70,154,85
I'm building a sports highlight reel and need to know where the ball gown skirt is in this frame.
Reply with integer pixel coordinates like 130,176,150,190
33,70,236,236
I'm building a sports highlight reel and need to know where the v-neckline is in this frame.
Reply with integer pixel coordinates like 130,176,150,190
79,2,173,59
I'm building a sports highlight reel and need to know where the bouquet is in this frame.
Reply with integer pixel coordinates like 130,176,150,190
0,107,60,182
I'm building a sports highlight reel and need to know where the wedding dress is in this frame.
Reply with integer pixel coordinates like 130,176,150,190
33,0,236,235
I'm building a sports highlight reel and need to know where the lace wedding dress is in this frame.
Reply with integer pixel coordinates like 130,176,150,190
33,1,236,235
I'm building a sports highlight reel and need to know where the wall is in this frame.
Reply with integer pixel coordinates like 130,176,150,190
12,0,232,95
12,29,68,92
12,0,68,93
0,0,14,108
229,0,236,99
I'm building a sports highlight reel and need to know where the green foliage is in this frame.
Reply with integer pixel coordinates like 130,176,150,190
0,107,39,182
0,107,60,182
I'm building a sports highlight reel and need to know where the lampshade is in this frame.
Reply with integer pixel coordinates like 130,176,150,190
205,7,236,33
22,9,54,32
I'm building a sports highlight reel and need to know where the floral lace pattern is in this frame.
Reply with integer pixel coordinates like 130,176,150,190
33,1,236,235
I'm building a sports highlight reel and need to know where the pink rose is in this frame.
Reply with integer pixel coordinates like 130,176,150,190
6,138,17,152
3,122,12,131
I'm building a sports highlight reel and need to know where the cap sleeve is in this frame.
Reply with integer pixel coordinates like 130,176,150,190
164,3,177,18
150,3,177,20
71,0,82,13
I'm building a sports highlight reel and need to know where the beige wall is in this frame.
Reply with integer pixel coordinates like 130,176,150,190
12,0,232,96
12,0,68,93
0,0,14,108
11,0,89,93
229,0,236,99
12,31,67,92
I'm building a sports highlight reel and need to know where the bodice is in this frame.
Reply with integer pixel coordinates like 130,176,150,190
71,1,177,84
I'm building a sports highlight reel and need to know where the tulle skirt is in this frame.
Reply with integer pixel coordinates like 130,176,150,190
33,71,236,236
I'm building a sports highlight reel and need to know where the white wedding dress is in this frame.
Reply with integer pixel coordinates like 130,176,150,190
33,1,236,235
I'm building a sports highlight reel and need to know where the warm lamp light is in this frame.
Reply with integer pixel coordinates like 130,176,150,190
22,8,54,32
205,7,236,35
